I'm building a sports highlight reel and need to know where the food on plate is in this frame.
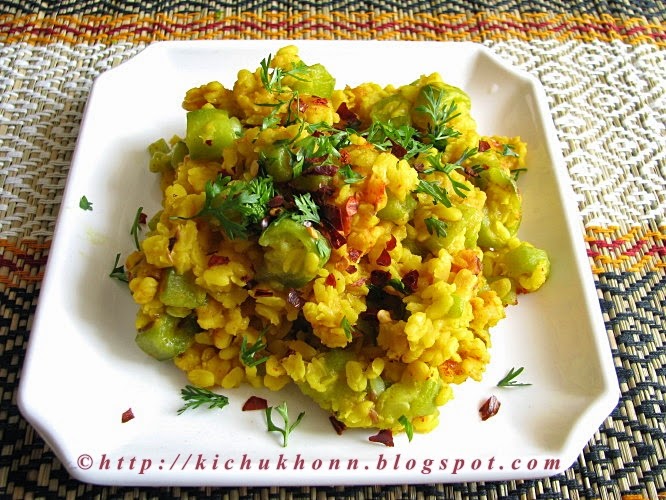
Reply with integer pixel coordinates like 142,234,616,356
124,45,550,435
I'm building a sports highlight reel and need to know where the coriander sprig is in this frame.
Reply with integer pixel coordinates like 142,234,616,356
259,54,308,94
398,415,414,442
414,85,461,150
109,253,129,283
240,329,269,367
497,367,532,387
130,206,145,251
184,175,274,239
265,401,305,447
177,385,230,415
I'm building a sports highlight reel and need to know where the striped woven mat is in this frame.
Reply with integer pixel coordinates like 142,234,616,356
1,1,664,498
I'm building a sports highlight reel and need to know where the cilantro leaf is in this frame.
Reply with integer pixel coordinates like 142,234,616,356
424,217,448,237
265,401,305,447
177,385,229,415
79,195,93,211
290,193,320,224
109,253,129,283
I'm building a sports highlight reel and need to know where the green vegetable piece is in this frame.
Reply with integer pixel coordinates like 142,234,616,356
370,94,412,127
503,242,550,292
377,193,417,224
476,167,522,249
135,314,200,361
423,204,483,255
260,143,293,182
447,294,465,318
258,217,331,287
289,173,333,192
376,378,442,421
284,63,335,98
159,268,207,309
170,140,189,169
148,138,170,156
185,108,241,161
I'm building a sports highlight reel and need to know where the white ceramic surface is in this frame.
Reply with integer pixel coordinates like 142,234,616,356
18,40,619,486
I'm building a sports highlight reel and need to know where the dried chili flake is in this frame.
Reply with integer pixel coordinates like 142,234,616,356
320,219,347,249
242,396,268,411
479,395,501,421
349,276,367,287
344,196,359,217
268,194,284,208
376,248,391,267
401,269,419,292
253,289,274,297
347,248,362,262
325,273,337,287
208,254,230,267
335,102,361,129
386,235,397,251
369,429,394,447
287,289,305,309
329,416,347,435
370,270,391,287
478,140,491,152
390,140,408,159
138,212,147,225
345,265,357,274
309,164,338,176
121,408,135,423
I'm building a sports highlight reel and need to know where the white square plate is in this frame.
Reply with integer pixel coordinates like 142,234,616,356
18,40,618,486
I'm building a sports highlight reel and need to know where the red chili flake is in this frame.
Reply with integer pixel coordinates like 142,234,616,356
348,248,362,262
479,395,501,421
478,140,491,152
344,196,359,217
390,139,408,159
345,265,357,274
168,237,177,252
370,270,391,287
242,396,268,411
268,194,284,208
385,235,397,251
340,149,351,165
298,100,308,113
287,289,305,309
369,429,394,447
349,277,368,287
205,139,213,146
312,96,329,106
321,204,343,231
325,273,337,287
329,416,347,435
139,212,147,225
208,254,230,267
376,248,391,267
306,154,329,166
335,102,361,129
253,289,274,297
309,164,338,176
413,162,426,173
320,219,347,249
121,408,134,423
401,269,419,292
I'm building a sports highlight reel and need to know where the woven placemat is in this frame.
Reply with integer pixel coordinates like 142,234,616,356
1,3,665,499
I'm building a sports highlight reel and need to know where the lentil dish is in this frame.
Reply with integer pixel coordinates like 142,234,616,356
126,45,550,435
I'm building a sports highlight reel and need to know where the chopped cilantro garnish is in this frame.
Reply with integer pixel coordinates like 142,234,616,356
79,195,93,211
